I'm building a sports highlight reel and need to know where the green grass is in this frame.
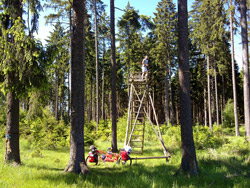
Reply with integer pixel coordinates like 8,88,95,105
0,138,250,188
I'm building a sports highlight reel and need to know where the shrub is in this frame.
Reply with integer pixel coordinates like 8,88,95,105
213,125,223,137
96,120,111,141
162,125,181,149
222,127,235,136
84,120,96,146
0,102,6,138
222,136,250,157
117,116,127,142
223,99,235,128
145,121,158,142
83,117,128,145
22,107,69,150
193,125,224,149
27,118,46,149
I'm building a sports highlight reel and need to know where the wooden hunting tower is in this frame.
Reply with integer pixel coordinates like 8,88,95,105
124,72,170,158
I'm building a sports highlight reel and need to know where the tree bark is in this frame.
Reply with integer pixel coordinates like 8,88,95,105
55,70,59,120
240,0,250,137
204,86,207,127
101,39,106,120
108,92,112,119
5,88,20,165
222,75,225,109
94,0,99,130
165,56,170,125
220,97,223,126
214,63,219,126
110,0,118,152
5,0,23,165
177,0,198,175
230,0,239,136
207,54,213,131
92,79,96,121
89,78,93,121
64,0,89,174
169,74,174,126
68,7,72,123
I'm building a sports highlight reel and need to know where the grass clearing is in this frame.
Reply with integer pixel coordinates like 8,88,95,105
0,138,250,188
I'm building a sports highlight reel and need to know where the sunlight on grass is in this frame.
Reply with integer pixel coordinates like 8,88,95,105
0,137,250,188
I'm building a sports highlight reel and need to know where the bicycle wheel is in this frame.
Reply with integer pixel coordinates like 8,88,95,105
85,156,98,166
118,157,132,166
128,157,132,166
117,157,121,164
85,156,89,165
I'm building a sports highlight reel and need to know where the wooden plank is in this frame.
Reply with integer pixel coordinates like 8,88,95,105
131,156,170,160
125,84,133,146
132,135,143,137
149,92,163,140
130,140,142,142
144,108,170,158
132,151,143,154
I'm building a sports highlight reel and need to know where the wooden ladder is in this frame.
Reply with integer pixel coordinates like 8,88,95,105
125,73,148,154
130,81,147,153
124,72,170,158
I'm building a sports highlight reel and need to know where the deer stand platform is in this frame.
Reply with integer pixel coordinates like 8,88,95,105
124,73,170,162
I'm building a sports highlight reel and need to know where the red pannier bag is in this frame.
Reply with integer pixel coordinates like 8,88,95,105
121,150,128,161
114,154,119,161
88,152,95,162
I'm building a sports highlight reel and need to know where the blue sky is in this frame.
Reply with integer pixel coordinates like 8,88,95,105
35,0,193,44
34,0,242,69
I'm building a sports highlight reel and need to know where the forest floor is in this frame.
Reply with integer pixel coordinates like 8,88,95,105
0,138,250,188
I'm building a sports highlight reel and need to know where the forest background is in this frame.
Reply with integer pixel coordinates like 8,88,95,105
1,0,250,186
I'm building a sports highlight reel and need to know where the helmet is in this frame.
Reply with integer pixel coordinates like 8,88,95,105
89,145,96,150
124,145,132,153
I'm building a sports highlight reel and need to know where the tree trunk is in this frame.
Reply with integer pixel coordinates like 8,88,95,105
204,86,207,127
89,78,93,121
101,39,106,120
222,75,225,109
55,70,59,121
177,0,198,175
110,0,118,152
230,0,239,136
211,75,215,124
64,0,89,174
68,7,72,123
170,75,174,126
220,97,223,125
240,0,250,137
94,0,99,130
5,0,22,165
176,104,179,125
165,56,170,124
83,0,86,126
192,103,196,124
108,92,112,119
5,89,20,165
214,63,219,126
92,80,96,121
207,54,213,131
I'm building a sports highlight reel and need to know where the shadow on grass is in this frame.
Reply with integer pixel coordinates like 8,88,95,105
33,156,250,188
36,164,178,188
43,147,70,153
26,164,64,172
